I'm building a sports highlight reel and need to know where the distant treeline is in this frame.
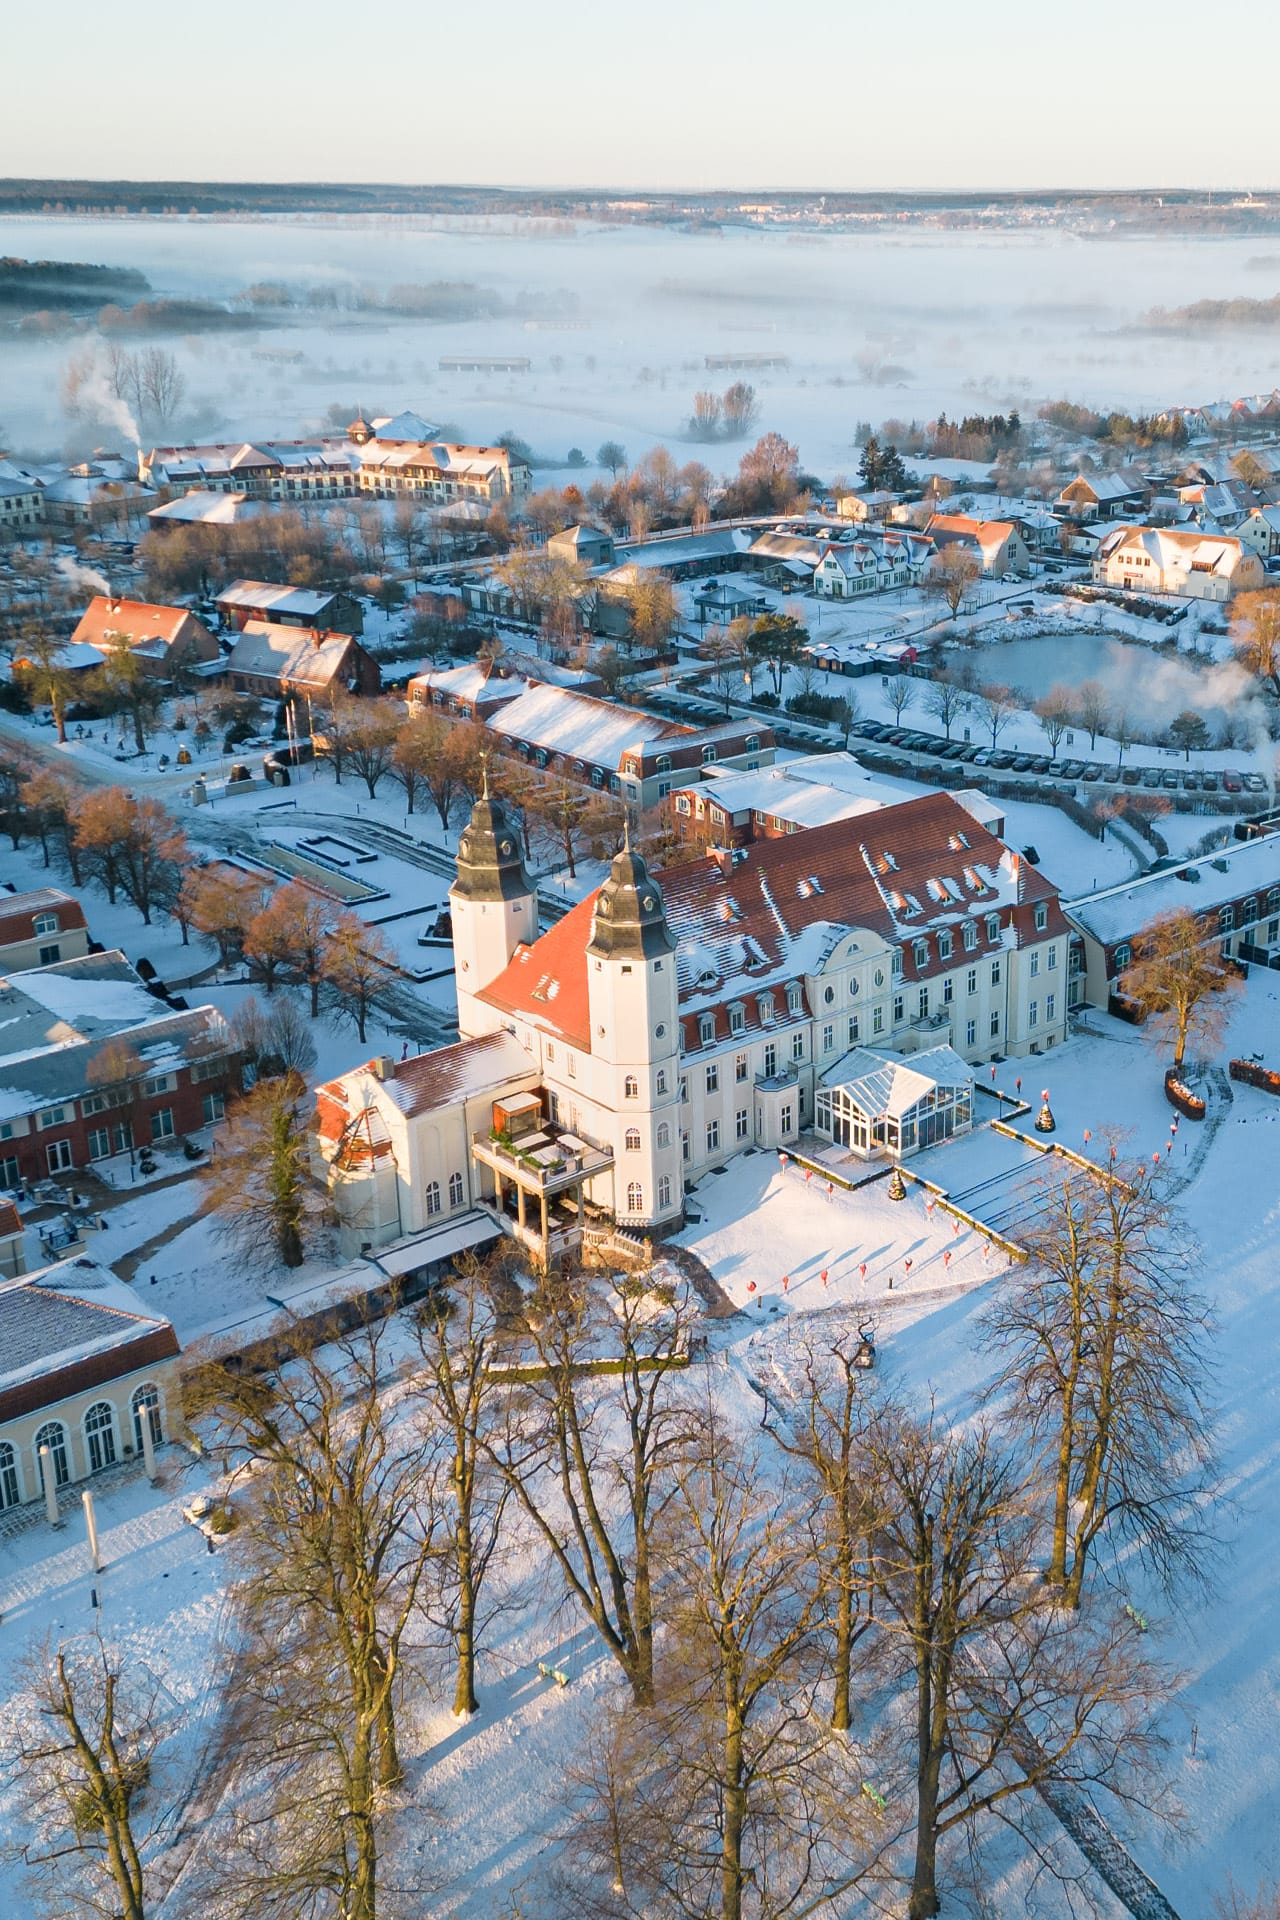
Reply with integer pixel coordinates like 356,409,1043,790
0,255,150,309
233,279,504,320
97,297,260,335
1141,292,1280,331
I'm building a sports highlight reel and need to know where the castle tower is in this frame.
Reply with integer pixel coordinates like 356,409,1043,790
585,840,683,1227
450,780,536,1038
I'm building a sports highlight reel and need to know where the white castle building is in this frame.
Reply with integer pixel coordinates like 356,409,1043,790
315,783,1072,1264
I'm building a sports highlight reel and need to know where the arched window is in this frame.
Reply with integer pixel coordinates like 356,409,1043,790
34,1421,69,1489
448,1171,465,1208
0,1440,20,1510
85,1401,117,1475
626,1182,643,1213
624,1075,639,1098
425,1180,441,1217
131,1384,163,1452
656,1122,671,1148
1113,942,1132,972
625,1128,641,1152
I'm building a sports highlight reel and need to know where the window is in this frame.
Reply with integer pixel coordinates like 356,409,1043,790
425,1180,441,1216
786,985,802,1016
735,1053,748,1082
1034,902,1048,932
656,1122,671,1148
656,1071,668,1095
546,1043,555,1061
736,1108,749,1139
1030,951,1039,976
657,1174,672,1210
893,994,905,1023
0,1439,18,1509
699,1013,715,1046
872,1007,884,1035
623,1073,638,1098
1046,993,1056,1021
449,1171,464,1207
1113,942,1132,972
625,1127,641,1152
990,959,1001,986
963,920,977,951
787,1033,802,1065
682,1130,690,1161
780,1104,793,1134
892,948,903,979
1029,1000,1039,1028
132,1384,163,1452
567,1054,576,1080
84,1401,117,1475
88,1126,112,1160
938,930,953,961
46,1139,73,1173
626,1182,644,1213
150,1109,174,1142
758,993,775,1026
33,911,59,936
989,1011,1000,1037
37,1106,68,1130
729,1003,745,1035
822,1023,834,1053
913,939,929,969
201,1091,225,1125
966,1019,976,1047
39,943,61,965
680,1076,688,1103
918,988,929,1018
848,1015,860,1044
942,977,953,1004
986,914,1000,942
763,1043,777,1078
706,1120,720,1152
1047,944,1057,970
34,1422,69,1490
143,1073,173,1097
1219,905,1235,934
705,1063,719,1094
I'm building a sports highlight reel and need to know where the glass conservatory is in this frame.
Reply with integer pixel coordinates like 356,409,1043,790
815,1045,974,1161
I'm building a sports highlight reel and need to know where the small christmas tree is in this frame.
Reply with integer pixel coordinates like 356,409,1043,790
887,1165,907,1201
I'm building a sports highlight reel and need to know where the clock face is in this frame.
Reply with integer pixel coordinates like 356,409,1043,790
500,840,513,856
642,896,655,911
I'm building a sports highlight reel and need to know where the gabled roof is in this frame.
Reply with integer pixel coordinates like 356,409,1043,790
317,1030,534,1139
820,1043,973,1118
487,682,687,769
227,622,361,689
71,596,207,651
479,893,598,1048
217,580,341,617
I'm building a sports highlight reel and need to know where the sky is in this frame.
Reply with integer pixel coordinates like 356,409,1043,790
4,0,1280,194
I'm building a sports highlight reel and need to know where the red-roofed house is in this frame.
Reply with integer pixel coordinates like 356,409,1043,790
925,514,1031,577
63,596,220,677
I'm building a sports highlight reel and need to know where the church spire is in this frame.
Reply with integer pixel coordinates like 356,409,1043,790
587,843,677,961
452,784,532,905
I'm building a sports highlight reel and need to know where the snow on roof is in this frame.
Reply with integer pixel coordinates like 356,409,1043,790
487,682,684,767
0,1259,178,1408
1067,834,1280,945
685,763,884,830
71,596,206,651
371,410,437,442
147,490,256,525
410,664,527,706
0,889,86,946
227,622,359,688
217,580,340,618
320,1031,534,1128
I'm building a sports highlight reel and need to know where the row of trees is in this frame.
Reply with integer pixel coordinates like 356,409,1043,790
1,1148,1219,1920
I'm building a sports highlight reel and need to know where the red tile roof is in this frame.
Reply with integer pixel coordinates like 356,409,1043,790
479,893,598,1049
71,596,208,650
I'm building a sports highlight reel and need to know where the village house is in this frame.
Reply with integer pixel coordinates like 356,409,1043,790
483,682,774,809
145,490,259,532
925,514,1031,576
1056,467,1151,521
1234,504,1280,562
546,524,617,567
1066,835,1280,1009
836,490,896,523
0,952,238,1188
59,596,220,679
812,531,929,597
0,473,44,533
41,459,153,527
1092,525,1264,600
215,579,364,637
315,784,1071,1259
0,890,90,974
0,1257,179,1515
223,622,381,703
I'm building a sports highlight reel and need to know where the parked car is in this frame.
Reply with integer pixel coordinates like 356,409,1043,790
1141,768,1163,789
1182,771,1201,791
1081,764,1108,782
972,749,994,766
1223,771,1244,793
1201,771,1221,793
955,744,983,762
1059,759,1085,778
989,750,1017,769
1026,755,1053,774
1244,772,1268,794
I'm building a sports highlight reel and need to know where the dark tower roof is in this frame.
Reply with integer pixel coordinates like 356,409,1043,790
587,842,677,961
451,783,534,905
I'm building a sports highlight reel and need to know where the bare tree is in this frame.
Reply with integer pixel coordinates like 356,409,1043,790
415,1254,513,1715
191,1321,446,1920
887,674,916,725
925,550,980,620
1035,684,1074,759
923,675,966,742
1074,678,1110,751
480,1267,696,1706
1231,589,1280,695
344,700,401,799
2,1637,171,1920
982,1154,1216,1604
970,682,1018,750
137,346,185,425
320,914,398,1045
1121,908,1243,1070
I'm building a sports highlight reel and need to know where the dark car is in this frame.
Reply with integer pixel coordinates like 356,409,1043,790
1201,771,1221,793
1122,767,1142,785
1058,759,1085,778
1141,768,1162,789
1161,770,1181,791
937,741,967,759
1182,771,1201,791
1082,763,1108,782
989,750,1017,769
1026,755,1053,774
1009,755,1035,772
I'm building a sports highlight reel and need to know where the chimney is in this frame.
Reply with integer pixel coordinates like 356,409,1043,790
369,1056,395,1081
709,845,735,879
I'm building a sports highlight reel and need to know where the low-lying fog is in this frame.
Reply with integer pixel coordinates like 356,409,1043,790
3,213,1279,472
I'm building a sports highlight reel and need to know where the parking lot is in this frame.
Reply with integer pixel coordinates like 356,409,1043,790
844,719,1268,797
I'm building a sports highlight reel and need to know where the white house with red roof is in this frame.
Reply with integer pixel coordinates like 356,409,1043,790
315,780,1071,1256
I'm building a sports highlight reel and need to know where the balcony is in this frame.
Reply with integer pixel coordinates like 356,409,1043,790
472,1123,614,1198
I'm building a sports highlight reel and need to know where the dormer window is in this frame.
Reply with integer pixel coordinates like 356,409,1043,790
745,734,760,752
913,939,929,970
938,930,953,961
701,744,717,764
728,1003,745,1035
33,911,58,936
1034,902,1048,933
986,914,1001,942
963,920,977,951
891,948,903,979
699,1013,715,1046
656,753,672,774
758,992,775,1026
786,985,802,1016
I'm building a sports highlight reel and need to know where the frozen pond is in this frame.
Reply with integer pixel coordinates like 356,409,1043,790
957,631,1265,737
4,213,1280,466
